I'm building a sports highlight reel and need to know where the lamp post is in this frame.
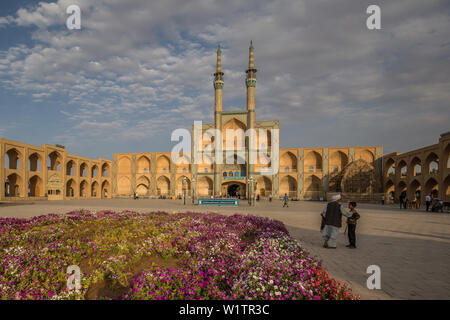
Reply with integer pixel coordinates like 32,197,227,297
192,177,196,204
248,177,254,206
182,177,187,205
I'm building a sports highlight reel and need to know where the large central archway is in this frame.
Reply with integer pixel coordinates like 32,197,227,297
221,181,246,198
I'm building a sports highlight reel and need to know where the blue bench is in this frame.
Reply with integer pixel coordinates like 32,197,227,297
198,199,239,206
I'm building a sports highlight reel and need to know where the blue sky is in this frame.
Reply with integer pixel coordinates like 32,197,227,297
0,0,449,160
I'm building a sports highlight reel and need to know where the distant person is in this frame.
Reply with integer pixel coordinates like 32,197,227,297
133,192,138,200
381,195,385,205
425,194,431,212
269,194,272,202
399,194,404,209
321,194,351,249
346,202,360,249
283,193,289,207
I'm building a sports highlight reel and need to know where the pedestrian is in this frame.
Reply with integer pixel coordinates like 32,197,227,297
283,193,289,207
399,194,404,209
320,194,351,249
381,195,385,205
346,202,360,249
425,194,431,212
269,194,272,202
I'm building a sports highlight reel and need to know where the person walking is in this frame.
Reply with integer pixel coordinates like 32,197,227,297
425,194,431,212
320,194,351,249
346,202,360,249
283,193,289,207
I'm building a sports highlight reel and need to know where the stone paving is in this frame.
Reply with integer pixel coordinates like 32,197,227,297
1,198,449,300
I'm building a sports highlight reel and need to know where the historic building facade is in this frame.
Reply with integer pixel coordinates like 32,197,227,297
0,138,112,201
383,132,450,204
112,43,384,201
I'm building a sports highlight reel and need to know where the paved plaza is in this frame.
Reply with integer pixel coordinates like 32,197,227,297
1,199,449,300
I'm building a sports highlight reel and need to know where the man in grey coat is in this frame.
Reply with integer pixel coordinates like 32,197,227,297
321,194,351,249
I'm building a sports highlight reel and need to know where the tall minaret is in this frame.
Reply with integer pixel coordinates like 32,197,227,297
246,41,257,198
214,44,224,112
213,45,224,196
246,40,257,116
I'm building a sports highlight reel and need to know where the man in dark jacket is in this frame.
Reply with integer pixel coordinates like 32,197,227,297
321,194,351,249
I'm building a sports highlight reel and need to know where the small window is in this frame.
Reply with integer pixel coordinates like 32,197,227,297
223,172,227,177
309,166,314,172
234,171,239,177
183,168,187,173
204,168,208,173
285,167,289,172
144,168,148,173
163,168,167,173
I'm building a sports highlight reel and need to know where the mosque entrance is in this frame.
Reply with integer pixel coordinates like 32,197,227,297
223,181,246,198
227,184,240,197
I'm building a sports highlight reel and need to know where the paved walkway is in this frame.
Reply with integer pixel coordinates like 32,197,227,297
1,199,449,300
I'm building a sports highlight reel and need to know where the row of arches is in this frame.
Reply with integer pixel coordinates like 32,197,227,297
4,173,110,198
385,175,450,202
116,150,376,177
4,148,110,178
117,175,212,197
65,179,110,198
385,152,445,178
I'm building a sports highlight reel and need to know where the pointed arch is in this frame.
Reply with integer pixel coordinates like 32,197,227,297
256,176,272,197
91,181,100,197
304,151,322,172
197,176,213,197
280,151,297,172
280,175,297,198
5,173,22,197
424,177,439,197
47,151,62,171
137,155,151,174
80,180,89,197
28,153,42,172
156,175,170,196
329,151,348,173
29,175,43,197
101,180,110,198
91,165,99,178
80,163,88,178
118,157,132,174
5,148,22,170
156,155,170,173
101,163,110,177
117,176,131,195
176,176,191,196
425,152,439,174
66,179,76,197
66,160,76,176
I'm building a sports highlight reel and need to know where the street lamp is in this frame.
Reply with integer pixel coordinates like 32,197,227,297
192,177,196,204
248,177,254,206
182,176,187,205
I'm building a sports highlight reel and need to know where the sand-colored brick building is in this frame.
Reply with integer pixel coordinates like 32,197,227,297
112,43,384,201
3,43,447,203
0,138,112,201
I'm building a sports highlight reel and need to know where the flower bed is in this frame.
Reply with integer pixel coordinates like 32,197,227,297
0,211,358,300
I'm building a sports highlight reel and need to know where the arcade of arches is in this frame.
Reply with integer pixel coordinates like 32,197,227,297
383,132,450,203
1,138,112,201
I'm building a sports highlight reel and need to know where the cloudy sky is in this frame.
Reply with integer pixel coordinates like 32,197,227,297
0,0,449,159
